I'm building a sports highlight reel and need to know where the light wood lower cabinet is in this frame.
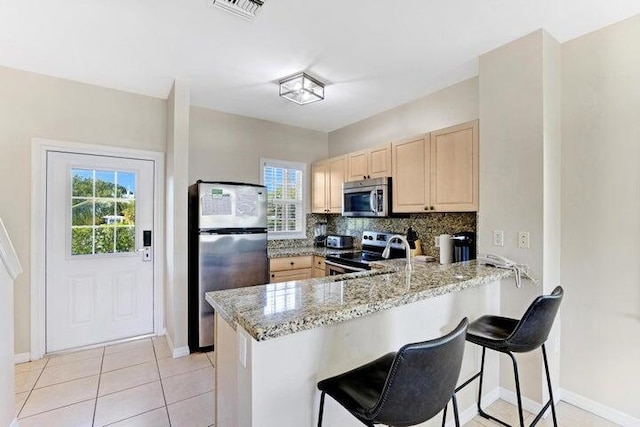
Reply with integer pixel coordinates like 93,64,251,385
269,256,313,283
313,256,326,278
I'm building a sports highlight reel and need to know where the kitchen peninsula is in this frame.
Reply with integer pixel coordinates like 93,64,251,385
206,260,512,427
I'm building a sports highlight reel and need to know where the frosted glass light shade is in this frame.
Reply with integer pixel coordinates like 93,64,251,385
279,72,325,105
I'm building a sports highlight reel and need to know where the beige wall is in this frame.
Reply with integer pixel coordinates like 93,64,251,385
189,106,328,210
0,65,167,354
165,81,191,351
561,15,640,418
478,30,562,403
328,77,478,156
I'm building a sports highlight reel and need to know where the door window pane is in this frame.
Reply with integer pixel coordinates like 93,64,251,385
70,169,137,256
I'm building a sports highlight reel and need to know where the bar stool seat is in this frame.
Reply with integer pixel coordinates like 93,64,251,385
317,318,468,427
446,286,564,427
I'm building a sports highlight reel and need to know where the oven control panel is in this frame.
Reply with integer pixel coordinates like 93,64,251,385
361,231,406,250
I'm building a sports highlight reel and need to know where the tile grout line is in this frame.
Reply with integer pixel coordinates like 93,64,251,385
16,356,51,418
152,342,172,427
17,398,98,421
91,347,106,427
31,356,104,391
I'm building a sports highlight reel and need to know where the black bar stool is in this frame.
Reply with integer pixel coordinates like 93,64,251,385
447,286,564,427
316,318,468,427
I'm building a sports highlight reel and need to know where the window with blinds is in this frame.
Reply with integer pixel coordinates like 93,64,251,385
261,158,306,239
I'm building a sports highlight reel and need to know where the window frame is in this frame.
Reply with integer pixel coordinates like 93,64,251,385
260,158,307,240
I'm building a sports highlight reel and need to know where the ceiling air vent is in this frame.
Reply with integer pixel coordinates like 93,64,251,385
211,0,265,21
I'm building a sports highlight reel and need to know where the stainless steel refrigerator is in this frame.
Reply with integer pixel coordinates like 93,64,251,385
188,181,269,352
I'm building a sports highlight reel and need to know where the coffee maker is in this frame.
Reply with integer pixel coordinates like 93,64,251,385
452,231,476,262
314,222,327,247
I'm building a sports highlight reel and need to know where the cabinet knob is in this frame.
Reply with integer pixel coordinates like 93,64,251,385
363,175,367,180
430,206,434,210
290,262,295,266
271,274,275,278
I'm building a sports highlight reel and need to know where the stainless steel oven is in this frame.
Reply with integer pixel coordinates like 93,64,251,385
324,259,368,276
342,177,390,217
324,231,406,276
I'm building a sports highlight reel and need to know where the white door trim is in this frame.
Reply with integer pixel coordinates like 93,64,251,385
30,138,165,360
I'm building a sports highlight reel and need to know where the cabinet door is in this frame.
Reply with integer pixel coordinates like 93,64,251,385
311,160,328,213
368,143,392,178
327,156,346,213
430,120,478,211
392,135,431,213
346,150,369,182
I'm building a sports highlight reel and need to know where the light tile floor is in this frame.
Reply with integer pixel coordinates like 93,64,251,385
466,398,621,426
14,336,215,427
14,337,620,427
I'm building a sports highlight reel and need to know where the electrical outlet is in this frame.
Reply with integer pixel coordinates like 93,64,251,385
493,230,504,247
518,231,530,249
434,236,440,248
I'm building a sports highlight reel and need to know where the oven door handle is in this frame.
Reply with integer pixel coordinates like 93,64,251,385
324,260,368,272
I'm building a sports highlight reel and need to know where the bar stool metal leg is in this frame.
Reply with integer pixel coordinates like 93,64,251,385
508,351,526,427
440,394,461,427
542,344,559,426
318,391,326,427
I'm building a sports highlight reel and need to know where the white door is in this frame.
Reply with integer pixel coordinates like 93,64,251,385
46,152,155,352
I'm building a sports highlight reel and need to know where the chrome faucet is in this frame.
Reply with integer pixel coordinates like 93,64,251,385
382,234,412,271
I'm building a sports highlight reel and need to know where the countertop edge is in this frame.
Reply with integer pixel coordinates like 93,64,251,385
208,263,512,342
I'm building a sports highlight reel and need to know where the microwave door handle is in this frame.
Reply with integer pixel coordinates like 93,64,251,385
370,190,377,213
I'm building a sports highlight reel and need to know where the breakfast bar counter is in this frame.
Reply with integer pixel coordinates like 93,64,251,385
206,261,512,427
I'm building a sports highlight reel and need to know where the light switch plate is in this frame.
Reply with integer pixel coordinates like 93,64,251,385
518,232,530,249
434,236,440,248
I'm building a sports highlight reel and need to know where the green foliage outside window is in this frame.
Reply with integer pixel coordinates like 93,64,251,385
70,170,137,256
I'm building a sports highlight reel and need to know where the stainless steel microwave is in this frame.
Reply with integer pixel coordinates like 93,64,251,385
342,177,390,217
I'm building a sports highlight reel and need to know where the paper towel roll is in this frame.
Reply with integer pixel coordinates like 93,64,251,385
439,234,453,265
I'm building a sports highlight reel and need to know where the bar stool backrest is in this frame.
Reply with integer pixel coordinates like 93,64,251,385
506,286,564,353
366,318,468,427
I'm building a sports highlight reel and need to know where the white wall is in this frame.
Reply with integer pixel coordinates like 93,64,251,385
189,106,328,210
561,14,640,419
0,66,167,355
478,29,561,404
328,77,478,156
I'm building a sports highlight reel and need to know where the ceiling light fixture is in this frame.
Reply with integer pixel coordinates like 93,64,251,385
279,72,325,105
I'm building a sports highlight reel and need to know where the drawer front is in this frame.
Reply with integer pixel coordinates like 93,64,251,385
270,268,312,283
314,256,326,271
313,267,325,278
270,256,313,272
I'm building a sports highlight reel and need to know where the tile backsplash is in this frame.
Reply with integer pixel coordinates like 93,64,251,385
268,213,476,257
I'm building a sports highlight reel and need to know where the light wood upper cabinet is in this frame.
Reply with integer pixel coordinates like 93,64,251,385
391,120,479,213
311,155,346,214
392,135,431,213
430,120,478,212
346,143,391,181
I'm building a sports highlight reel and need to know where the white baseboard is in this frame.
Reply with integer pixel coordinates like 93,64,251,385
10,417,19,427
164,331,190,359
499,387,545,415
14,353,31,364
560,389,640,427
444,387,500,427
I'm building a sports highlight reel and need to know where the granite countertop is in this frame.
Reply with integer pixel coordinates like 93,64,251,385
267,246,357,258
205,260,513,342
